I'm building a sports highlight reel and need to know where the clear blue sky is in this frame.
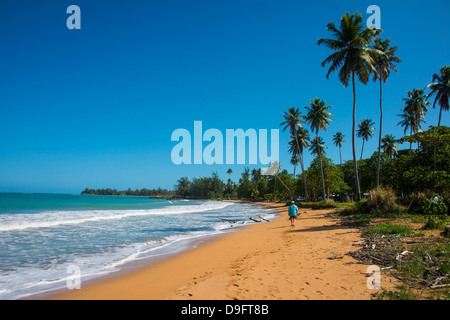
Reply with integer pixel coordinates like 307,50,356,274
0,0,448,193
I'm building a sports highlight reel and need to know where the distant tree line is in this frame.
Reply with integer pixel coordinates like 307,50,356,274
171,126,450,205
81,187,175,197
82,126,449,205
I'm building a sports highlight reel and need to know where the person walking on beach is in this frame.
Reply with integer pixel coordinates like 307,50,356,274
288,201,298,226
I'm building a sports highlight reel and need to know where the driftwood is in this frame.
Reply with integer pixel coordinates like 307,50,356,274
349,233,450,291
257,215,270,222
220,216,270,225
219,218,245,226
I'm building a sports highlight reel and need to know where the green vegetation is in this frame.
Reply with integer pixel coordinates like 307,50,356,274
363,223,415,237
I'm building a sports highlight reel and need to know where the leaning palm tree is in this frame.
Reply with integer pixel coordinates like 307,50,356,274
332,132,346,165
317,12,381,200
381,134,399,159
426,65,450,127
288,127,310,199
356,119,375,160
305,98,332,200
371,38,401,187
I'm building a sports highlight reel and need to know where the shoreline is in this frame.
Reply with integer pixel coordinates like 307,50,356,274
38,201,377,300
23,201,277,300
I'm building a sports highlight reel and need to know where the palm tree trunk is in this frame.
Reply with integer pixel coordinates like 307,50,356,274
409,127,412,150
376,79,383,188
275,174,294,200
293,165,296,178
438,106,442,127
300,153,308,201
339,146,342,166
317,131,326,200
352,72,361,201
360,140,365,160
295,130,309,201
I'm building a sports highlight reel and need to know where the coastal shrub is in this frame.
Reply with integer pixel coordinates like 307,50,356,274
421,194,448,218
423,216,447,230
338,200,372,222
366,187,403,217
297,200,337,210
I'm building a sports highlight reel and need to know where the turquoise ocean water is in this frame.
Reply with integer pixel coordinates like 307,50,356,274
0,193,276,299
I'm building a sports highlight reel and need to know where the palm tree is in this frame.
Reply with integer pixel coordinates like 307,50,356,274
290,154,300,177
318,12,381,200
288,127,310,199
356,119,375,160
280,106,304,142
305,98,332,200
281,106,308,200
226,168,233,179
251,168,261,184
309,136,327,157
400,88,430,149
397,108,425,149
403,88,430,125
381,134,399,159
371,38,401,187
332,132,346,165
426,65,450,127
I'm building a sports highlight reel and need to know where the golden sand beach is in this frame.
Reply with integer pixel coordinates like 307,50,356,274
49,202,378,300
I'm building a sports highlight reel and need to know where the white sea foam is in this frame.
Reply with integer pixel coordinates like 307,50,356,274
0,201,277,300
0,201,231,232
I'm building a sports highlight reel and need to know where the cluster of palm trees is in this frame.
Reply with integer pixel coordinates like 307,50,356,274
397,65,450,146
279,11,449,202
281,99,332,201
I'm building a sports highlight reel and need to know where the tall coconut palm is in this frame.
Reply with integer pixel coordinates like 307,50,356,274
401,88,430,149
403,88,430,125
317,12,381,200
288,127,310,199
309,136,327,157
426,65,450,127
332,132,346,166
397,108,425,149
290,154,300,178
381,134,399,159
226,168,233,179
281,106,307,200
372,38,401,187
356,119,375,160
305,98,332,200
280,107,304,140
